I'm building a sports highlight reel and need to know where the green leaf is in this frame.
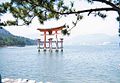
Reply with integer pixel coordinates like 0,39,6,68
58,0,64,8
70,1,74,8
61,29,70,35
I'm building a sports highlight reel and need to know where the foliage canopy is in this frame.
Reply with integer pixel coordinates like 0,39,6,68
0,0,120,35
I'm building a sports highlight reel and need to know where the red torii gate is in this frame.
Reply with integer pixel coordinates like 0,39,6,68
37,25,65,52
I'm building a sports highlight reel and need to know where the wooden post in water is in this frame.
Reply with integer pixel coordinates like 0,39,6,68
38,39,40,52
48,38,50,50
60,38,63,52
48,38,53,52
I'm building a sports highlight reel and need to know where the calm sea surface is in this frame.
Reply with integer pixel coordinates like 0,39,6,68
0,45,120,83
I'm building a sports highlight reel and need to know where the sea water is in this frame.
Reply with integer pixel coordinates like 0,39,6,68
0,45,120,83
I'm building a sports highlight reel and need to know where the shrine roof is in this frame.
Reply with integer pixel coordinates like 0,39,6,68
37,25,65,32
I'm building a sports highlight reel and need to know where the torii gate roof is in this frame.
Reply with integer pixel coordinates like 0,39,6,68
37,25,65,32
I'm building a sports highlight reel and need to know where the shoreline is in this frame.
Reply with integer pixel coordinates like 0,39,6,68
2,78,52,83
0,45,37,48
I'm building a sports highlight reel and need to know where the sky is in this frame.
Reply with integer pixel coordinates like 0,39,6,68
0,0,119,40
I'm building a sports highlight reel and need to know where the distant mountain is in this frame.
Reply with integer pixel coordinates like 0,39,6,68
0,27,12,36
64,34,120,46
0,27,36,47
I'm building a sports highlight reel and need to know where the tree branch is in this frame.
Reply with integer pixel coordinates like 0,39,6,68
93,0,120,13
58,7,115,15
16,15,36,26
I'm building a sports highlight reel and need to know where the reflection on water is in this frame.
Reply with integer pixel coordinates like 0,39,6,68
0,45,120,83
37,50,64,83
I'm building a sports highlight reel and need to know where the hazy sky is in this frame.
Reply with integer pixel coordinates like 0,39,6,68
1,0,119,39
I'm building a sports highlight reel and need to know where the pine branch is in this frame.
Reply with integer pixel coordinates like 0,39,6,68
93,0,120,13
58,7,115,15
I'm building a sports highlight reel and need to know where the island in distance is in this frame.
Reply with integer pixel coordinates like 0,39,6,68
0,27,36,47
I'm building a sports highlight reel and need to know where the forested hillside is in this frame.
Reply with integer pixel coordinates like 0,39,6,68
0,27,36,46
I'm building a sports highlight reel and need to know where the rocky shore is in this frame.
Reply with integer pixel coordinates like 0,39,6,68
2,78,52,83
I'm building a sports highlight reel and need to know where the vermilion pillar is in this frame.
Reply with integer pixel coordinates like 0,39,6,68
44,31,46,50
55,31,58,51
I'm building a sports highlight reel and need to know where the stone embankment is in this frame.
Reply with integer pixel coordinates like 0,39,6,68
2,78,52,83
